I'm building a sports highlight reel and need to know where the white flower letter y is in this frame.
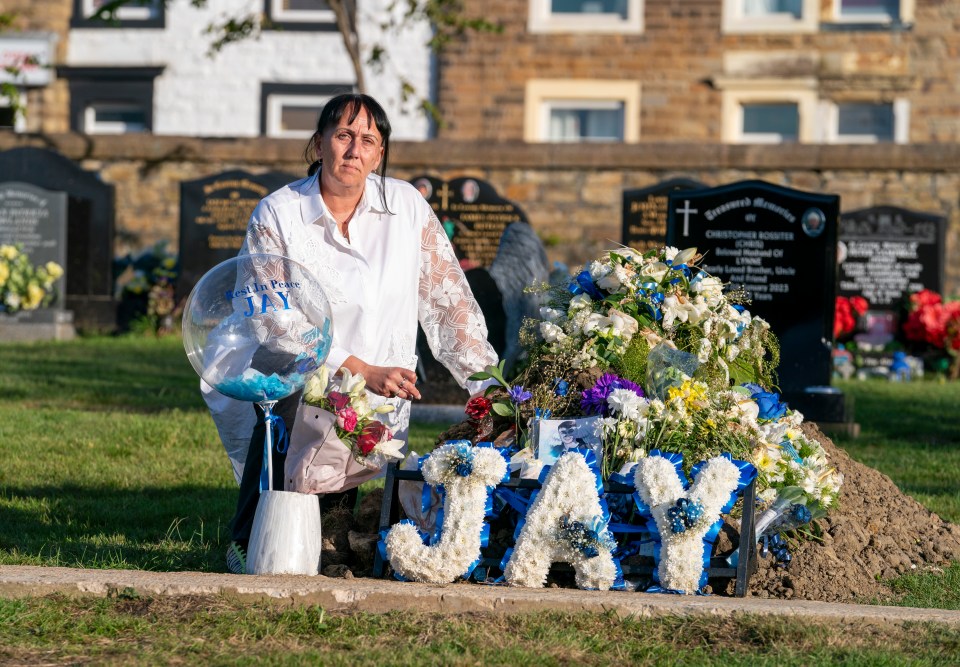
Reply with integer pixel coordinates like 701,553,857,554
633,454,741,594
505,451,618,590
385,445,506,584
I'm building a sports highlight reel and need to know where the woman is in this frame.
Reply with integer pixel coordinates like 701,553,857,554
206,93,498,574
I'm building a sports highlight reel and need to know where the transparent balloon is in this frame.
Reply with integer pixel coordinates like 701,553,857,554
182,253,334,404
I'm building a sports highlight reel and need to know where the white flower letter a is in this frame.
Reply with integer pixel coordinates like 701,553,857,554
633,454,741,594
385,445,506,584
504,451,618,590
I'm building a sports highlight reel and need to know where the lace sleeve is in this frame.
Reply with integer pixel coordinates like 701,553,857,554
418,209,499,389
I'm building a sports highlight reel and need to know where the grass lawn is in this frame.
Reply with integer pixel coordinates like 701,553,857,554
1,337,959,662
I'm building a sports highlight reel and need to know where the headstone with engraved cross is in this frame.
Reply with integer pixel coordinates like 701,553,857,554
666,180,851,427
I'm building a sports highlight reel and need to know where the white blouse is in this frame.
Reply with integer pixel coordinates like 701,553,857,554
203,170,498,481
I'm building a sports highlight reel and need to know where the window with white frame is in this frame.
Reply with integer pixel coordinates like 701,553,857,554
722,0,818,33
524,79,640,143
720,84,817,143
83,103,148,134
265,0,336,29
548,101,625,142
825,100,909,143
260,83,349,138
742,102,799,142
837,0,899,19
72,0,164,28
826,0,915,25
60,66,161,134
528,0,643,33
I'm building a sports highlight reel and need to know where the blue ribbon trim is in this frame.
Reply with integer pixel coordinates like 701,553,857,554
568,270,604,301
258,414,289,493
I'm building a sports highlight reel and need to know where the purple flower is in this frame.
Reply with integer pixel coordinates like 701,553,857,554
580,373,644,416
508,385,533,404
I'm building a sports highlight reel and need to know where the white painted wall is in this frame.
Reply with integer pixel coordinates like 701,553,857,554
65,0,432,139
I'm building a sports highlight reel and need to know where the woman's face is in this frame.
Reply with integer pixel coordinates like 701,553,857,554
317,105,384,192
559,427,575,445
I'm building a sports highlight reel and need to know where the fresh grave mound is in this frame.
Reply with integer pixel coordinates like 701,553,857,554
744,422,960,602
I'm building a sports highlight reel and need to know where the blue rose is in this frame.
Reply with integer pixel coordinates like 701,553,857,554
752,390,787,421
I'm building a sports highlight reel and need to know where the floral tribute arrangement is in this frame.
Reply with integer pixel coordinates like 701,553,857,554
0,243,63,314
302,366,405,467
382,246,843,595
902,288,960,379
114,242,179,334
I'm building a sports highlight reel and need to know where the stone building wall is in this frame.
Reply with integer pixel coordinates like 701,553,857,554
435,1,960,143
1,132,958,296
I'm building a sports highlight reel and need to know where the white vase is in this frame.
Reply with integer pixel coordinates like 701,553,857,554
246,490,322,575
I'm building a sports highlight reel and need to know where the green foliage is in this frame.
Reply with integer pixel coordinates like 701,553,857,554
614,333,651,387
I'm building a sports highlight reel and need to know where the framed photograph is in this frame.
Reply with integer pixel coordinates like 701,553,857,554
535,416,603,467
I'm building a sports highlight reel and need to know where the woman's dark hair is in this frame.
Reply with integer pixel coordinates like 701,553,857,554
304,93,392,213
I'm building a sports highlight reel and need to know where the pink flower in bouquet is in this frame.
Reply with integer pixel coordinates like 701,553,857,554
327,391,351,411
357,421,390,455
336,406,358,432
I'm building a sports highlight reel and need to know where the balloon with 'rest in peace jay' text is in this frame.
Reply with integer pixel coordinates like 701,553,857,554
182,253,334,403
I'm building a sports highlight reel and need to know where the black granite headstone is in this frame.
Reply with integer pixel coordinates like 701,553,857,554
0,147,115,329
410,175,528,269
838,205,945,308
178,170,296,300
622,178,707,252
666,180,846,423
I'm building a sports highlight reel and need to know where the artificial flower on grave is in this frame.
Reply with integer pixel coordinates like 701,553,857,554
302,366,405,466
902,288,960,379
0,243,63,314
834,295,869,341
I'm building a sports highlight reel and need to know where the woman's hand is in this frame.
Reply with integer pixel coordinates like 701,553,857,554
340,356,421,401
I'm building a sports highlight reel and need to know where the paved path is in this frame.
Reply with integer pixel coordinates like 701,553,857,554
3,565,960,627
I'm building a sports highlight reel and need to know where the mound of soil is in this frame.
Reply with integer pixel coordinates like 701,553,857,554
744,422,960,602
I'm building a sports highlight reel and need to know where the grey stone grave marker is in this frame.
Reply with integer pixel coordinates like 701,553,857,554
0,146,115,330
0,181,74,340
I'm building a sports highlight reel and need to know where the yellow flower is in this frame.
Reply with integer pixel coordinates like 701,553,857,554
24,282,45,310
0,262,8,288
45,262,64,280
0,245,18,261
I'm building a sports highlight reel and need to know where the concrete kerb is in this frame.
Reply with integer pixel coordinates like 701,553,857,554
3,565,960,627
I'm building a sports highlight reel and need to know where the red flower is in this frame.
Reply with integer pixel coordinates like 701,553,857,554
465,396,493,421
326,391,350,411
849,296,869,317
910,289,942,310
357,421,390,455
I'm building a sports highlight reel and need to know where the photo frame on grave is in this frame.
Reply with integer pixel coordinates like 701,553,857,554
535,416,603,467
